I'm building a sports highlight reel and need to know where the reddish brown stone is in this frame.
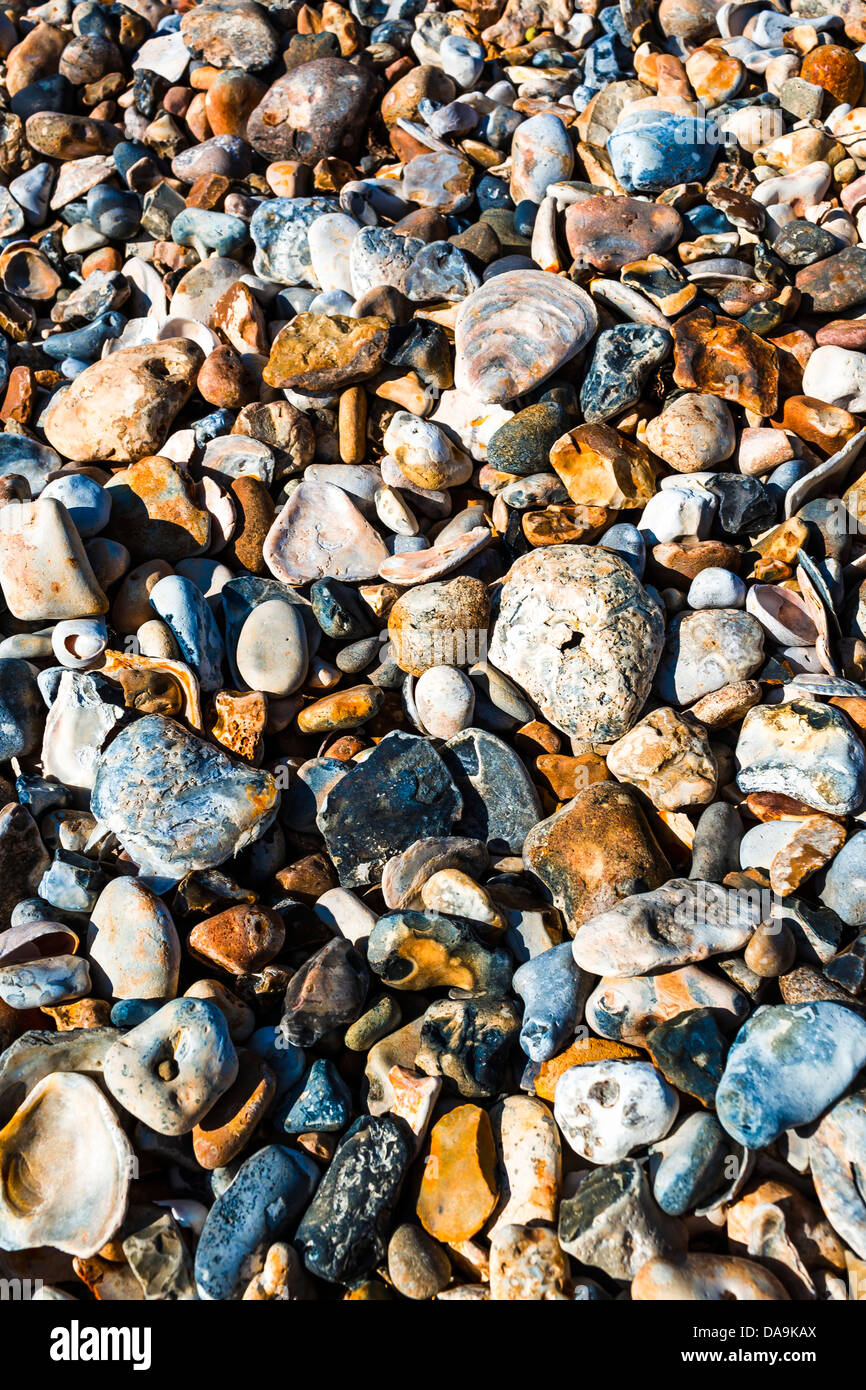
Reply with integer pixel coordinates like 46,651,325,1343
565,194,682,273
188,903,286,974
192,1051,276,1169
673,307,779,416
225,475,275,576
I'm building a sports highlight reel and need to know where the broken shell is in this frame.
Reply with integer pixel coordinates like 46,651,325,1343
0,1072,131,1257
745,584,819,648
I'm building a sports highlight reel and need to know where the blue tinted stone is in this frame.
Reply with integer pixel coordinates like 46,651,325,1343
650,1113,738,1215
442,727,542,855
195,1145,318,1300
171,207,248,258
513,942,590,1062
0,659,42,759
317,731,462,888
282,1059,353,1133
41,311,126,362
599,522,646,579
580,324,672,423
609,113,718,193
148,574,225,691
91,715,279,879
717,1003,866,1148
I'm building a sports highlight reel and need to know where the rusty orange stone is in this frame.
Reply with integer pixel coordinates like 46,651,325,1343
535,751,608,800
0,365,34,425
673,306,779,416
801,43,864,106
297,684,384,734
225,475,275,577
212,279,268,356
534,1036,643,1101
417,1104,498,1242
207,688,267,763
522,503,612,546
41,997,112,1030
192,1050,276,1169
185,172,230,209
188,903,285,975
514,720,561,756
773,395,859,454
204,69,266,139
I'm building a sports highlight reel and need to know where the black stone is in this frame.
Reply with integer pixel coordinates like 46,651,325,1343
487,401,571,476
579,324,672,424
317,731,462,887
705,473,776,537
295,1115,414,1285
645,1007,728,1107
310,577,376,641
772,219,838,268
441,727,542,854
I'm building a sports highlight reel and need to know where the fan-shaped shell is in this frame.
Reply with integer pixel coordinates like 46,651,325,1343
0,1072,131,1256
454,270,598,404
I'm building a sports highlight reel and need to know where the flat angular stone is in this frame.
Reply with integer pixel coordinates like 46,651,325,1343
317,731,462,888
263,479,388,587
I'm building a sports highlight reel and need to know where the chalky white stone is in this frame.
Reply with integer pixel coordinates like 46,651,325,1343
554,1060,679,1163
488,545,664,741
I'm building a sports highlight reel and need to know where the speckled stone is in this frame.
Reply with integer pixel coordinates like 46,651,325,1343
195,1144,317,1300
91,715,278,879
489,546,664,743
295,1115,414,1284
524,781,670,932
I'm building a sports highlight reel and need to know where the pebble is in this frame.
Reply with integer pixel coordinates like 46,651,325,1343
555,1060,679,1164
717,1003,866,1148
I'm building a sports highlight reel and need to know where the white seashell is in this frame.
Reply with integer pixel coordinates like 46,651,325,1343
454,269,597,403
0,1073,131,1256
158,317,220,355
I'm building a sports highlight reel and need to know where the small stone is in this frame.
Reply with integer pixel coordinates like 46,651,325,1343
556,1057,679,1164
43,340,203,464
103,998,237,1136
632,1253,789,1301
573,879,758,977
91,715,278,878
645,1008,728,1108
280,938,368,1048
673,307,779,417
587,965,749,1045
656,609,765,706
565,195,682,273
644,393,736,474
489,546,665,742
368,909,511,995
247,59,378,164
489,1224,570,1301
387,1224,451,1300
317,731,462,888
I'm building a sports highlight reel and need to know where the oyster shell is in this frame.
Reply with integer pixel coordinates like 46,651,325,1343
0,1073,131,1256
454,270,597,404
